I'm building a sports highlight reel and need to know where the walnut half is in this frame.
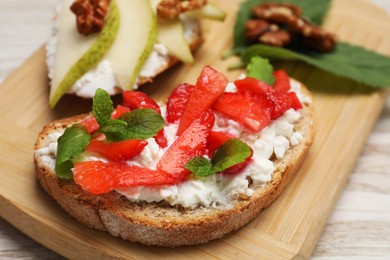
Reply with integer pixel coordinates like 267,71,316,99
157,0,207,19
247,3,337,52
70,0,110,36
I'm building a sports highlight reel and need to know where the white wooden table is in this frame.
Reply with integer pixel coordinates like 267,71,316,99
1,0,389,258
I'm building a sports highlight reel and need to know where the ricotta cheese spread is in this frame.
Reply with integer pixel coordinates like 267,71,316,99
46,2,199,98
35,79,311,209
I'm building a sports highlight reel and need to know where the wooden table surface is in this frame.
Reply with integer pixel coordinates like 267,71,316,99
1,0,390,259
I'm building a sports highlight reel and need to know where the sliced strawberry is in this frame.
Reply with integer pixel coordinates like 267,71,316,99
288,92,302,110
73,161,176,194
154,130,168,148
267,92,291,119
207,131,234,158
122,90,161,113
234,77,274,96
273,69,291,93
177,66,227,136
166,83,195,123
111,105,131,119
122,90,167,147
157,110,215,181
213,92,272,132
86,139,148,162
79,115,99,134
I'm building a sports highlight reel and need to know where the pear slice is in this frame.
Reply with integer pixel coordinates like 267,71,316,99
49,0,120,108
185,3,226,21
157,18,194,64
106,0,157,90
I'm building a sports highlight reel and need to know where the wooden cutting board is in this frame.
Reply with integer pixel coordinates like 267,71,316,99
0,0,389,258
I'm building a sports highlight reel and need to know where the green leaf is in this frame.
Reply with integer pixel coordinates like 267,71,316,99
55,124,91,179
233,0,331,50
185,157,214,177
100,119,130,142
119,109,165,140
101,109,165,141
211,139,253,173
246,56,275,85
185,139,253,177
92,88,114,126
241,43,390,88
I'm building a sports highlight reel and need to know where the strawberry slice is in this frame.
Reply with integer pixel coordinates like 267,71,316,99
234,77,274,96
73,161,176,194
166,83,195,123
213,92,272,132
86,139,148,162
157,110,215,181
111,105,131,119
122,90,161,113
273,69,291,93
79,115,99,134
177,66,227,136
122,90,167,148
207,131,234,158
235,76,301,120
288,92,302,110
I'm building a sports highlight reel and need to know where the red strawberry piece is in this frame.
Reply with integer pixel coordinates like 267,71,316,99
273,69,291,93
122,90,161,113
177,66,228,136
79,115,99,134
234,77,274,96
73,161,176,194
122,90,167,148
154,130,168,148
166,83,195,123
157,110,215,181
267,92,291,119
86,139,148,162
288,92,303,110
111,105,131,119
206,131,234,158
213,92,272,132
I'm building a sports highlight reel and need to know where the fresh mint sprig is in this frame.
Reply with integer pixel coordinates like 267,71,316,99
92,88,165,142
185,139,252,177
101,109,165,141
55,124,91,179
92,88,114,126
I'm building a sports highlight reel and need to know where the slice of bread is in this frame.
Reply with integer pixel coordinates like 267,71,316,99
34,82,314,247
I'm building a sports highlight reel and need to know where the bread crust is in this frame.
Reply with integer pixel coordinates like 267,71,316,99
34,83,314,247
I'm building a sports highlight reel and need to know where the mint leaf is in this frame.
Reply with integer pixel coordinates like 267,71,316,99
55,124,91,179
120,109,165,140
101,109,165,141
185,139,252,177
211,139,253,173
241,43,390,88
92,88,114,126
246,56,275,85
184,157,214,177
100,119,130,142
233,0,331,49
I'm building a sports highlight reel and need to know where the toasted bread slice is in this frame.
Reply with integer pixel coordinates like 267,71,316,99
34,82,314,247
